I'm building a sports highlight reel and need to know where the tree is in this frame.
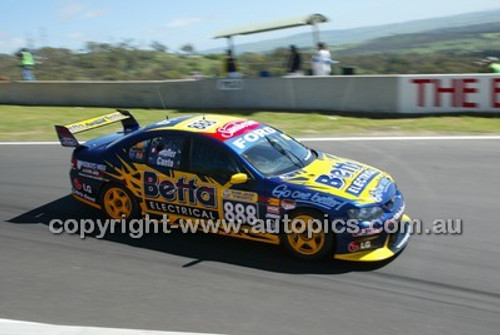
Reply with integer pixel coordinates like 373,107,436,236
150,41,167,52
180,44,195,55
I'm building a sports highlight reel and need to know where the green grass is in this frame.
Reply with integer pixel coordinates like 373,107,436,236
0,105,499,141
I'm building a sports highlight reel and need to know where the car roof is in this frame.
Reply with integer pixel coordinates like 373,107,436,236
143,114,264,142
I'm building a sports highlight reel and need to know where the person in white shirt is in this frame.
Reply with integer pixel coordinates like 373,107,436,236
312,42,334,76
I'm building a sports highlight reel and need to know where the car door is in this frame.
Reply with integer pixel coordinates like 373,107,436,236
188,134,265,228
138,133,220,222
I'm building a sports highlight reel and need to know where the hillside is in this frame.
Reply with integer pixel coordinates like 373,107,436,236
338,22,500,55
203,8,500,54
2,14,500,80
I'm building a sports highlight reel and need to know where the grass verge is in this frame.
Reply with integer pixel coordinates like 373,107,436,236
0,105,499,141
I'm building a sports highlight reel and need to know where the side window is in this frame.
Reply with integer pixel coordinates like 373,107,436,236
147,136,185,169
128,140,149,163
190,137,239,181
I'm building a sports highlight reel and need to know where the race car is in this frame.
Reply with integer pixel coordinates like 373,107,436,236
55,110,412,261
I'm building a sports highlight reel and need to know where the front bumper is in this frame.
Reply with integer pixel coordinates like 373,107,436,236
334,214,412,262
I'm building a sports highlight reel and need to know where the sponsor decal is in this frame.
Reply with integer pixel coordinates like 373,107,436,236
226,126,276,151
352,226,383,237
348,240,371,253
77,160,106,172
360,240,371,250
347,241,360,253
267,197,280,207
315,161,362,189
144,171,216,208
271,184,345,210
73,177,83,191
266,206,281,215
281,199,296,210
67,112,125,133
222,189,258,203
77,160,106,179
73,189,97,203
385,201,405,225
147,200,218,219
217,79,244,90
346,168,380,196
370,177,392,202
216,120,259,139
61,137,78,147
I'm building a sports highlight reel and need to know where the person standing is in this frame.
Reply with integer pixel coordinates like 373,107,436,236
16,48,36,81
224,49,241,78
485,57,500,73
312,42,333,76
287,45,302,75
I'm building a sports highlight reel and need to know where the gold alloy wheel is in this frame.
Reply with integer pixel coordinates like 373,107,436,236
286,214,326,256
103,187,132,219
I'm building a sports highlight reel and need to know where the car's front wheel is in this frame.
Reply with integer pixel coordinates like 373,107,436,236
280,209,334,261
100,183,140,220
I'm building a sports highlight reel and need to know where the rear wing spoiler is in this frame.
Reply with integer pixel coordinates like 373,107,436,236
55,109,139,147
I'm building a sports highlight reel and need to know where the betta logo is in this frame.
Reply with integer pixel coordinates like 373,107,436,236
143,172,216,208
315,161,362,189
217,120,259,138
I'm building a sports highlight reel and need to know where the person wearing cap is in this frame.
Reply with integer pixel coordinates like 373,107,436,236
15,48,36,80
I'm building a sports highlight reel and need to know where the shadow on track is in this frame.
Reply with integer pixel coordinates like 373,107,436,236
8,195,398,274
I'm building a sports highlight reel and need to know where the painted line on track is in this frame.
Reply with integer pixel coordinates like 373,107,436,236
1,135,500,146
0,141,60,145
297,135,500,142
0,318,222,335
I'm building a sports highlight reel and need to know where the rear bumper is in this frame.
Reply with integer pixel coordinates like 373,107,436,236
334,214,412,262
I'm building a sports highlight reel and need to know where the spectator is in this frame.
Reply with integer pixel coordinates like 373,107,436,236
15,48,36,81
312,42,334,76
483,57,500,73
287,45,302,75
224,49,241,78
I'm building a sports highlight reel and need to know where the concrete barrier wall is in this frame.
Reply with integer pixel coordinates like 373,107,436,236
0,77,399,113
0,75,498,113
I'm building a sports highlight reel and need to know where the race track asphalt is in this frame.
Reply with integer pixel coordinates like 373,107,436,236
0,139,499,335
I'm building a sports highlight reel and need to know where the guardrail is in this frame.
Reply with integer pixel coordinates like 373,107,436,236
1,75,499,114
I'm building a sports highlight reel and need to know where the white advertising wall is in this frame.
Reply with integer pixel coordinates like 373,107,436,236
398,74,500,114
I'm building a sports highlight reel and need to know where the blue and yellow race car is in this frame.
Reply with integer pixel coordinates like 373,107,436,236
55,110,411,261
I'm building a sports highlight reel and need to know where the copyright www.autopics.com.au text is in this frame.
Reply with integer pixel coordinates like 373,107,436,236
47,215,463,239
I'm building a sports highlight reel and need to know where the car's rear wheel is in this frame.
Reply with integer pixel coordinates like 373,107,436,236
281,209,334,261
100,184,139,220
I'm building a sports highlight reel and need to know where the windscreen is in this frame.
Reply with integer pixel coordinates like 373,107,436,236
240,131,315,176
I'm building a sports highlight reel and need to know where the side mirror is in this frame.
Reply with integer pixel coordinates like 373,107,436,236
229,173,248,185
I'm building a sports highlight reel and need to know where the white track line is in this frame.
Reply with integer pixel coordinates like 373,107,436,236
0,319,222,335
298,135,500,142
0,141,60,145
0,136,500,146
